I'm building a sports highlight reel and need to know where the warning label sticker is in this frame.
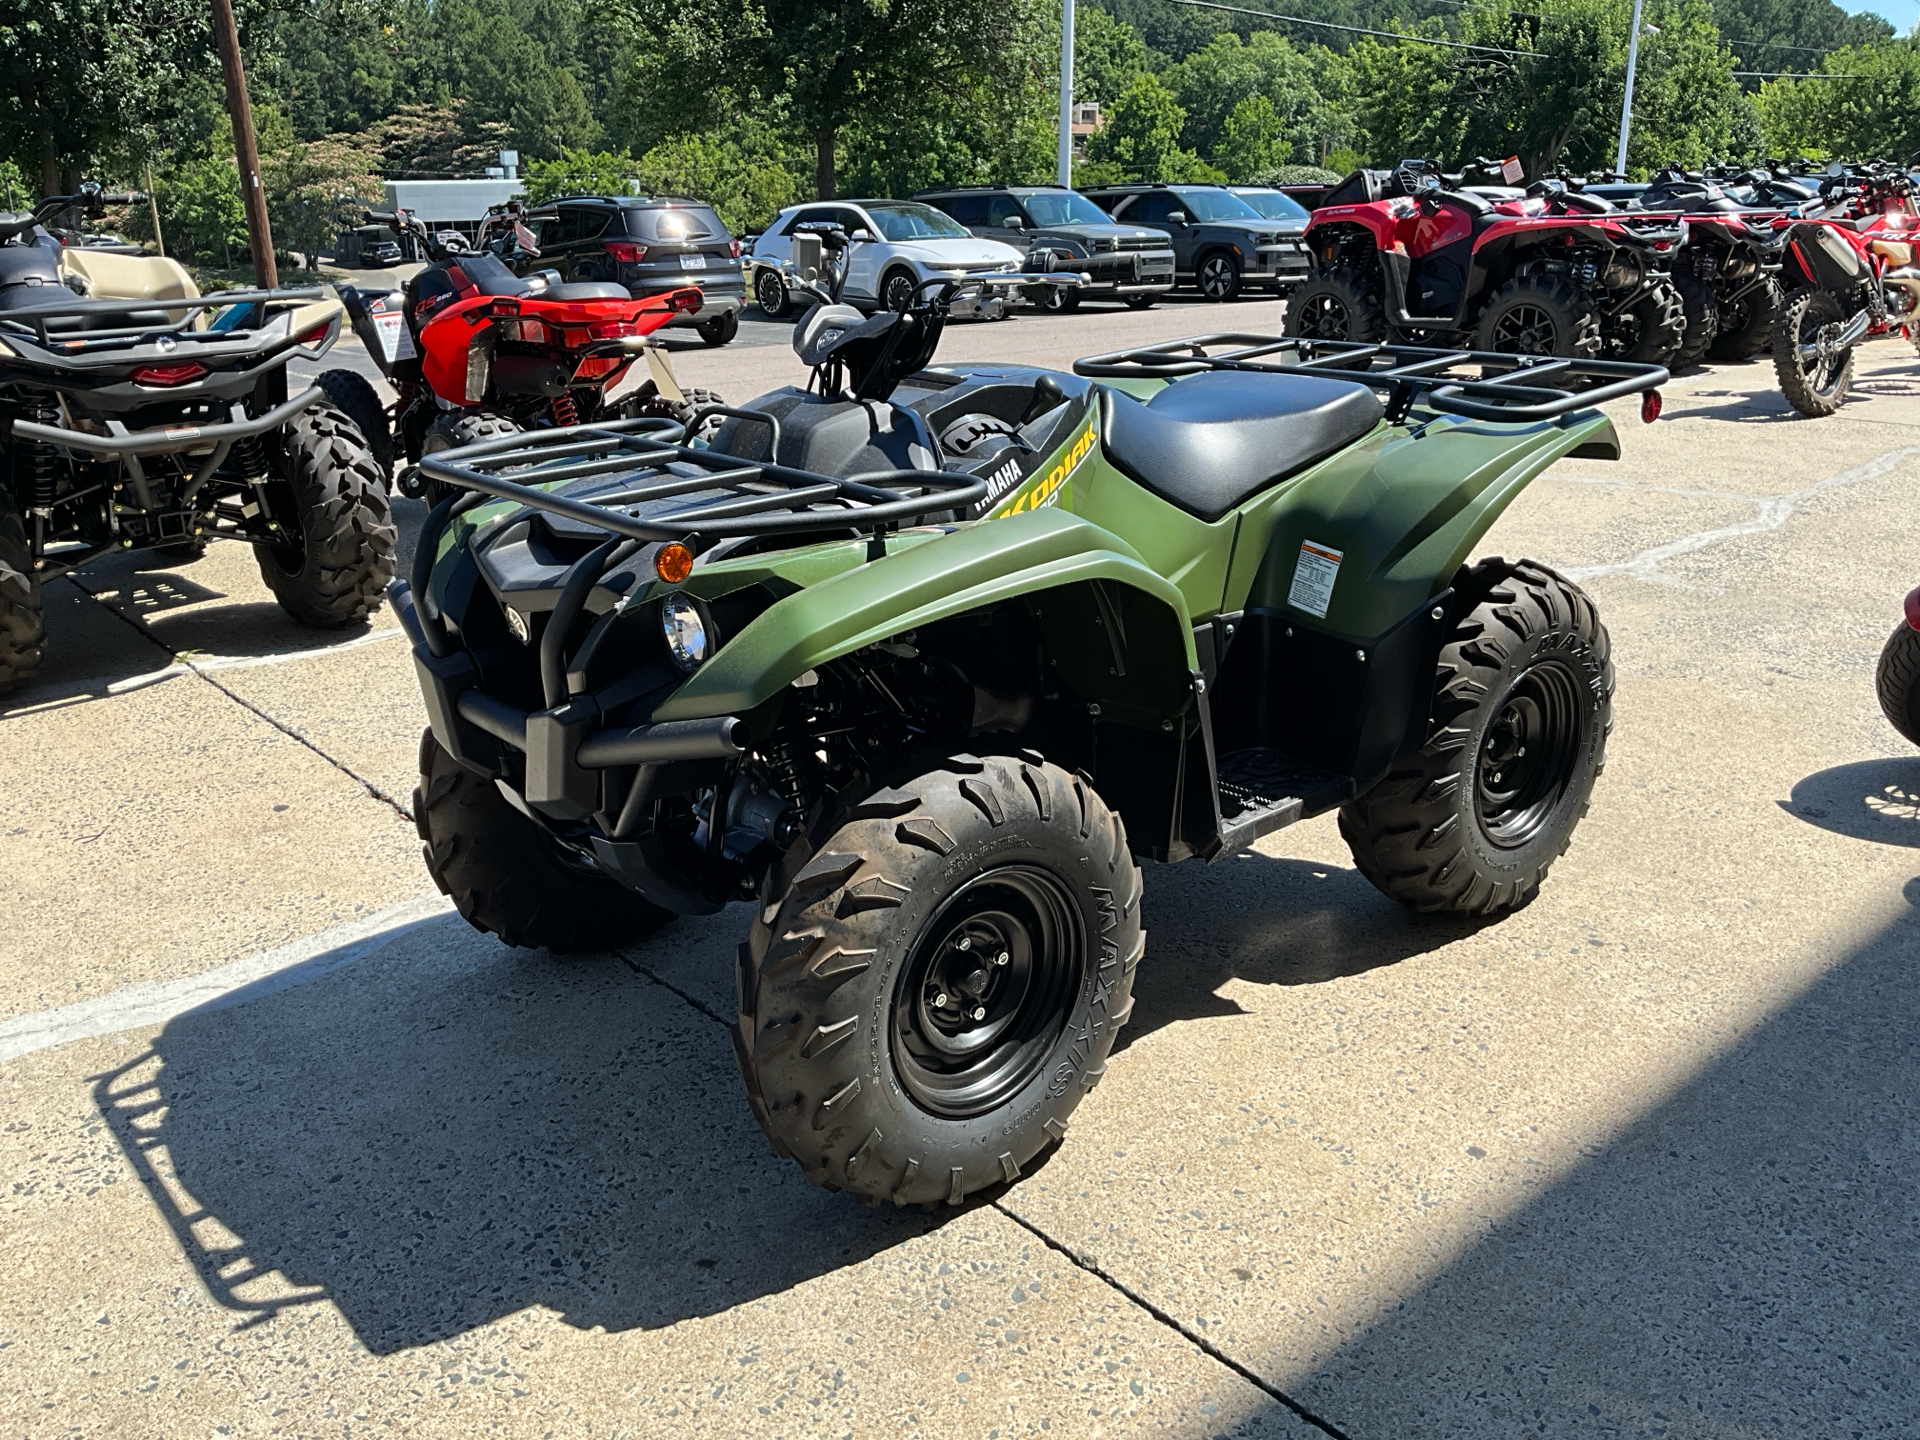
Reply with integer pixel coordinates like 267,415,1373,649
1287,540,1343,618
372,310,416,363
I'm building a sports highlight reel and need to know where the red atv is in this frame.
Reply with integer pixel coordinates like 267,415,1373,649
1879,584,1920,748
318,207,714,497
1287,158,1687,366
1768,166,1920,416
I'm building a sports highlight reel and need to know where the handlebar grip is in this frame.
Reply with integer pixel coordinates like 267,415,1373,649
367,209,397,223
99,192,143,206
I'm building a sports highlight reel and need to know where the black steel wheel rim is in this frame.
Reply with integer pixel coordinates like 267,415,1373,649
891,865,1085,1119
1491,302,1558,354
1475,659,1585,848
1299,292,1348,338
1200,257,1234,297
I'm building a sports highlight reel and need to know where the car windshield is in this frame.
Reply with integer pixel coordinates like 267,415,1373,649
1178,189,1265,222
631,206,726,241
1021,191,1113,227
862,202,972,241
1234,190,1311,222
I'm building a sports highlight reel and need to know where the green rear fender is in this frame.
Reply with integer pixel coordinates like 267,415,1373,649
650,507,1199,727
1230,411,1621,637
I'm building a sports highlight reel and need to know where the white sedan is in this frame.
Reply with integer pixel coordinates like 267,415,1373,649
747,200,1025,319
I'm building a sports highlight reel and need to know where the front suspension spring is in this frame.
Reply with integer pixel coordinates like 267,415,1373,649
16,399,62,508
550,391,580,427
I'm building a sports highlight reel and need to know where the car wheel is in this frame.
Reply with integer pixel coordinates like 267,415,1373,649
882,269,919,314
697,311,739,347
755,267,789,318
1197,251,1243,302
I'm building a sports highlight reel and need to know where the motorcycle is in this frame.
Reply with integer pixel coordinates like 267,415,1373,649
0,194,393,692
1769,165,1920,416
1288,158,1687,366
320,207,716,498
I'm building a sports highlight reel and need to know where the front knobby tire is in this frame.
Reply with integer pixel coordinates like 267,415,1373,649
1473,274,1602,359
258,401,396,627
1286,266,1386,344
736,753,1143,1206
1708,275,1780,362
0,488,44,694
1340,559,1613,916
1773,288,1854,417
1877,623,1920,747
1611,280,1687,368
1669,272,1719,370
415,729,677,951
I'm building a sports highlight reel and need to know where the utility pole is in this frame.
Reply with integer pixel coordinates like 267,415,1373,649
1057,0,1076,187
1614,0,1645,176
144,162,166,258
210,0,277,288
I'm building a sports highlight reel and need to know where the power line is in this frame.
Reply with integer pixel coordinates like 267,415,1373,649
1731,68,1872,77
1162,0,1536,56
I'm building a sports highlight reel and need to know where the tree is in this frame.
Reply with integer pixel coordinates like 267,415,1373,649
1074,7,1153,105
633,128,806,234
262,131,383,267
612,0,1051,199
1216,94,1291,180
1755,42,1920,162
1081,71,1220,182
522,147,637,203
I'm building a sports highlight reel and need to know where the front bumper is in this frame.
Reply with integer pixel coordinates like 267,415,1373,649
1066,249,1177,294
1247,243,1311,286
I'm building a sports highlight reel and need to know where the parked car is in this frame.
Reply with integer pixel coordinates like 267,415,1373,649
1226,185,1316,230
1080,183,1310,300
913,183,1175,310
518,194,745,346
363,238,403,268
746,200,1022,319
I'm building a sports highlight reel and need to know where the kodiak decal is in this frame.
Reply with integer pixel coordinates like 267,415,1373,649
991,419,1097,520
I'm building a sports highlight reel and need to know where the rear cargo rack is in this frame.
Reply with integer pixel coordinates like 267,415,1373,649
1072,334,1666,422
0,285,327,351
415,415,989,548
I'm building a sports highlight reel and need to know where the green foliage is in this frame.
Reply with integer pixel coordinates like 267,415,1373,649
522,148,638,203
262,131,384,264
1256,163,1344,184
1755,43,1920,163
1215,95,1292,181
1082,71,1221,182
1074,8,1153,104
631,129,806,234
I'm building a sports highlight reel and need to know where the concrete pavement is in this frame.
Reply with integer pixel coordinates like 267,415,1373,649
3,304,1917,1437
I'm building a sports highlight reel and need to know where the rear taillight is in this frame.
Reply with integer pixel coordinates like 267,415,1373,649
130,362,207,387
586,319,641,341
667,287,705,314
729,239,741,259
603,240,647,264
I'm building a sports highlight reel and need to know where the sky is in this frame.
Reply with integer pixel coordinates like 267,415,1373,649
1858,0,1918,34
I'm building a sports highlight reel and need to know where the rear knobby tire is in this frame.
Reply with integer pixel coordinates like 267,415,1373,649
736,753,1142,1206
1877,623,1920,748
314,367,394,478
1707,275,1779,362
1472,274,1602,359
258,401,396,627
1286,265,1386,345
1772,288,1854,417
1339,558,1613,916
1611,279,1687,368
0,489,44,694
1669,272,1719,370
420,411,521,506
414,729,677,951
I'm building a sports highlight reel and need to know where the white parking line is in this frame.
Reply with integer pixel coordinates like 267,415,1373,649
4,626,407,715
0,893,454,1063
1557,443,1920,586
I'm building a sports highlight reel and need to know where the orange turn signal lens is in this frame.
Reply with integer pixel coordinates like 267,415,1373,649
656,542,694,583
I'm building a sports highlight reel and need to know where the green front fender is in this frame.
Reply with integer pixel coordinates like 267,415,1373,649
650,507,1200,723
1231,410,1622,638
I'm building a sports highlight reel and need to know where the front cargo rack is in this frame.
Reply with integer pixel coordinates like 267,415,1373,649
1072,334,1666,422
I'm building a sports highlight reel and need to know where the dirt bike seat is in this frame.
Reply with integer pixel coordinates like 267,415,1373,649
541,281,632,301
1099,371,1384,524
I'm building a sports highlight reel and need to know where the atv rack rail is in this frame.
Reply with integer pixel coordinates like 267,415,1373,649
1072,334,1667,422
415,414,989,548
0,285,328,350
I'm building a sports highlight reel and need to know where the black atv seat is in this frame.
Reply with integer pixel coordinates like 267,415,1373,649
542,281,632,301
1100,371,1384,524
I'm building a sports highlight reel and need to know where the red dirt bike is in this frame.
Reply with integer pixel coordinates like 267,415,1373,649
1879,584,1920,748
1287,158,1687,366
315,207,715,498
1768,166,1920,416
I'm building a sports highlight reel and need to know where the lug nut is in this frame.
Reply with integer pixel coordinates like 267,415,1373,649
956,936,971,951
971,1006,987,1021
933,992,949,1008
995,951,1009,967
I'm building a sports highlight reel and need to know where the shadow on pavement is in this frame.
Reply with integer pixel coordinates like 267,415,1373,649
1118,852,1496,1053
1780,755,1920,847
1262,894,1920,1437
95,916,940,1355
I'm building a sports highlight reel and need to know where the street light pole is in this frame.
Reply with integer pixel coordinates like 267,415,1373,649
1614,0,1645,175
210,0,277,288
1057,0,1076,187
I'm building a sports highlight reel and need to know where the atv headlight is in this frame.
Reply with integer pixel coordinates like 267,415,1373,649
661,593,711,671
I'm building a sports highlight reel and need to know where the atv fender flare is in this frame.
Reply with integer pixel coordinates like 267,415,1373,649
649,507,1199,730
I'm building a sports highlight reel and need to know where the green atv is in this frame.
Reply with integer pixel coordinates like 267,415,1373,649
396,251,1664,1208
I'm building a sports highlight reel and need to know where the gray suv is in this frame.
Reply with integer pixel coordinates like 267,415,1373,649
520,195,746,346
915,184,1175,310
1080,183,1309,301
